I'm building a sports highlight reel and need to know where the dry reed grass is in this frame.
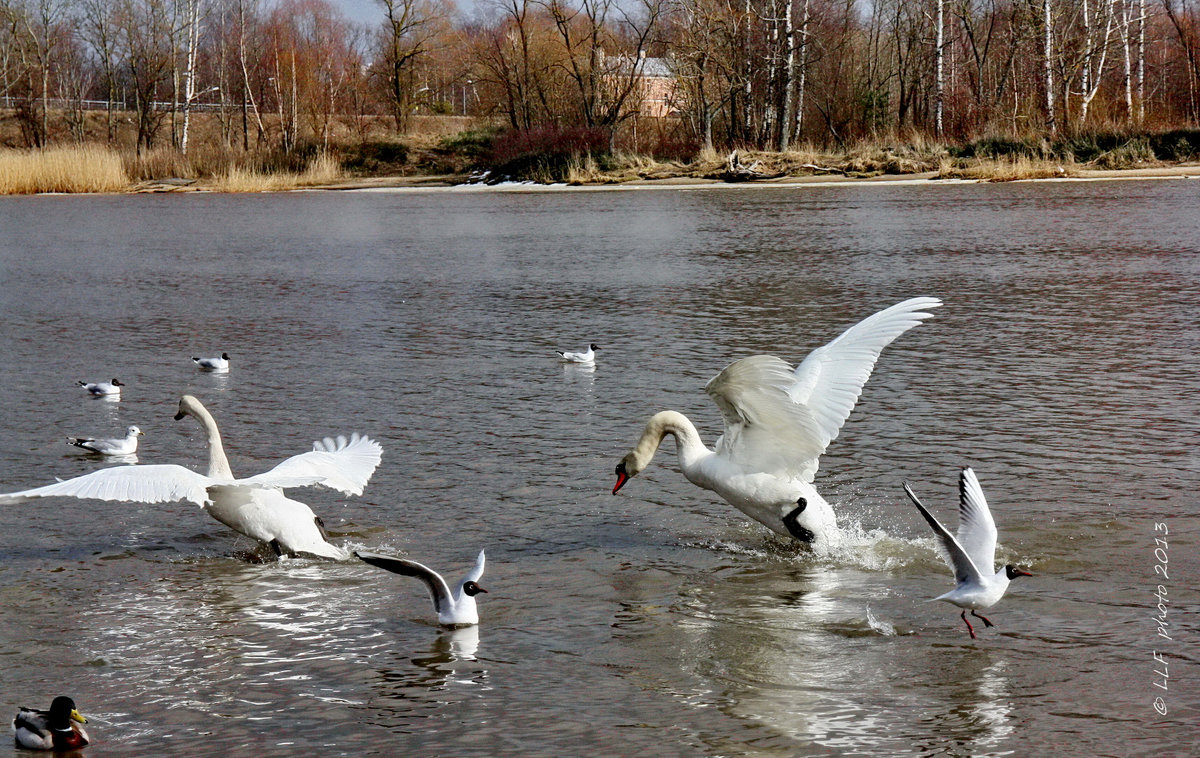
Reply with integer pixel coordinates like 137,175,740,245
939,155,1076,182
206,153,342,192
0,145,129,194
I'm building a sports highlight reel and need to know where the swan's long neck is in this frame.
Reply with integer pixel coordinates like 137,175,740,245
190,404,234,480
632,410,711,474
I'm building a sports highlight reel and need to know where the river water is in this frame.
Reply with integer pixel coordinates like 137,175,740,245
0,179,1196,756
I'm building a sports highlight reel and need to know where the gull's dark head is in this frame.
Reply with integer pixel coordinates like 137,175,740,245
111,379,124,386
1005,565,1032,580
590,343,600,351
462,581,487,597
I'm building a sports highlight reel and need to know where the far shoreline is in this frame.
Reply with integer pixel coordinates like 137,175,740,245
301,164,1200,193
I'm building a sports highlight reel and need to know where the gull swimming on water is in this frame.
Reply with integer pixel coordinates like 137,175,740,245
612,297,941,550
67,425,143,456
193,353,230,372
0,395,382,560
79,379,123,396
557,344,599,363
355,549,488,626
903,467,1032,639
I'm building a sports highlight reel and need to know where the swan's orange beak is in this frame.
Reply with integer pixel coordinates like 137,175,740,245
612,461,629,494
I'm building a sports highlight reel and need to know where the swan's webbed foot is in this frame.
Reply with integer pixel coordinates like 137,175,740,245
782,498,816,543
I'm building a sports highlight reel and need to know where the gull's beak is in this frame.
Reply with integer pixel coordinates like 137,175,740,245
70,709,87,725
475,586,488,594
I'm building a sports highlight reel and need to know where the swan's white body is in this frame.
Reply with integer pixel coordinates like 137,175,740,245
614,297,942,549
68,425,143,456
903,468,1030,638
79,379,123,396
356,550,487,626
557,344,598,363
0,395,382,560
193,353,230,372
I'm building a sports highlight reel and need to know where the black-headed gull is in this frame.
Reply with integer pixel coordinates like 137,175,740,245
13,696,89,751
355,549,487,626
193,353,230,372
903,467,1031,639
67,425,143,456
78,379,123,396
557,344,599,363
612,297,940,549
0,395,382,560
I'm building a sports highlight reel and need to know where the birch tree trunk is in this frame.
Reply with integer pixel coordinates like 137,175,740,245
935,0,944,137
794,0,809,142
779,0,795,151
180,0,203,155
1044,0,1055,133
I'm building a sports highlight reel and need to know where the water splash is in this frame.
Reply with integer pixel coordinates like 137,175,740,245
864,605,897,636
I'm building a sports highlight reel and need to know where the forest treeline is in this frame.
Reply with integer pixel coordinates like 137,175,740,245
4,0,1200,171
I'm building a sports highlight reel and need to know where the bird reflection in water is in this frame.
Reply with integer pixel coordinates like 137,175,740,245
372,626,488,698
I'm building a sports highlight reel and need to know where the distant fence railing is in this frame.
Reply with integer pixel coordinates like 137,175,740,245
0,96,233,112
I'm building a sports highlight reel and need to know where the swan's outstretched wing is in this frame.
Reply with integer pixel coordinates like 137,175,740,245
0,464,212,506
355,552,453,615
956,467,998,574
903,481,985,587
237,434,383,495
707,354,827,478
707,297,940,481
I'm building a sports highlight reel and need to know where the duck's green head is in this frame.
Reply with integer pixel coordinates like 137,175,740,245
49,696,87,726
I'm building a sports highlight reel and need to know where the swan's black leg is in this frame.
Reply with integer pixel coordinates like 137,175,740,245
315,515,329,540
971,610,995,628
269,539,284,557
782,498,815,542
961,610,977,639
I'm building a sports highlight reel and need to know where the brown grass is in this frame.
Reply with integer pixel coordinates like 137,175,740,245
939,155,1078,182
0,145,130,194
205,153,342,192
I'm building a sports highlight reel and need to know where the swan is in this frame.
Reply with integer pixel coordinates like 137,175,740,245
13,696,89,751
193,353,230,372
903,468,1031,639
612,297,941,549
79,379,123,396
0,395,382,560
355,550,487,626
557,344,599,363
67,425,143,456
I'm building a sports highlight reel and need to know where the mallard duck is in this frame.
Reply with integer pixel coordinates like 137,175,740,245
12,696,89,751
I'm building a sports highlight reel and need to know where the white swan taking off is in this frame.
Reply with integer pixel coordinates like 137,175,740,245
612,297,941,550
0,395,382,559
67,425,143,456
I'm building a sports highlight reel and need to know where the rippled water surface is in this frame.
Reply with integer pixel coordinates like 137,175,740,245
0,180,1196,756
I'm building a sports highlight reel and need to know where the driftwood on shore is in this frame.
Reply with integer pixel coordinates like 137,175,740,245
716,151,786,182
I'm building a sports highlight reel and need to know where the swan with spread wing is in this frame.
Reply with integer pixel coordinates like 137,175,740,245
613,297,941,549
0,395,382,559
